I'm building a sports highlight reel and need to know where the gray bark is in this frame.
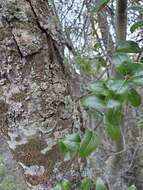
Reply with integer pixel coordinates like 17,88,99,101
115,0,127,42
0,0,82,189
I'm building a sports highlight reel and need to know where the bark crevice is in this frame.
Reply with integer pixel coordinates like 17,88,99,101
25,0,65,73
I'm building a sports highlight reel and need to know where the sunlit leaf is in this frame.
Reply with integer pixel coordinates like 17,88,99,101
106,99,121,108
80,177,93,190
79,130,100,158
96,178,107,190
81,95,105,111
116,41,141,53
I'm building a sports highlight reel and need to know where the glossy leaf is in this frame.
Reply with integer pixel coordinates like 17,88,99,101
127,88,141,107
106,79,129,95
106,99,121,109
128,185,138,190
130,21,143,33
96,178,107,190
113,52,131,66
88,81,109,96
116,41,141,53
60,134,81,153
81,95,105,111
80,177,93,190
132,70,143,85
62,179,72,190
79,130,100,158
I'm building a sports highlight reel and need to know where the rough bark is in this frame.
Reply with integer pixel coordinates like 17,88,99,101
0,0,83,189
0,134,27,189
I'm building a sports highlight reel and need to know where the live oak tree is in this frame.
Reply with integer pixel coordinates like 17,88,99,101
0,0,82,189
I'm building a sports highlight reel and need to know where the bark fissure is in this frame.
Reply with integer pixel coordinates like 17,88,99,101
5,18,24,59
26,0,65,73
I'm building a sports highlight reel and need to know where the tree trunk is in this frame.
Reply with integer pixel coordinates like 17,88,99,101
103,1,128,189
0,0,82,189
115,0,127,42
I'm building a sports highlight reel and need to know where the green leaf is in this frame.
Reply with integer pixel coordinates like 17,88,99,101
75,56,103,76
130,21,143,33
79,130,100,158
127,88,141,107
62,179,72,190
96,178,107,190
60,134,81,153
115,61,142,76
116,41,141,53
112,53,138,76
93,0,110,13
80,177,93,190
106,99,121,109
113,52,131,66
106,123,121,141
106,80,129,95
59,141,69,154
104,108,122,126
132,70,143,85
52,183,62,190
88,81,109,96
128,185,138,190
75,56,95,75
81,95,105,111
104,107,122,141
94,42,101,50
